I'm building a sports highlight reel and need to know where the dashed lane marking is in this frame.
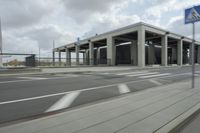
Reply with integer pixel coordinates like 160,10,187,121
118,84,130,94
45,91,80,112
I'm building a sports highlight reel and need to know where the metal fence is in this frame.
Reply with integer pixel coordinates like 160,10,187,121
36,57,111,67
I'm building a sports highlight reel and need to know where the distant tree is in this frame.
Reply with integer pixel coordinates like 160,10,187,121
8,59,19,66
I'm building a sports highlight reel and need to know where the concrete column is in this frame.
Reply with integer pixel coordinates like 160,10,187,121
96,48,100,65
172,47,177,64
66,48,71,66
177,40,183,66
107,36,116,66
148,44,155,65
197,45,200,64
83,52,86,65
137,26,145,67
89,41,94,65
52,51,55,66
161,35,168,66
130,41,137,66
75,45,80,65
86,49,89,65
58,51,61,66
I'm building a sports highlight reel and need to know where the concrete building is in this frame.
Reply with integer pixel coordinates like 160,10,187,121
53,22,200,67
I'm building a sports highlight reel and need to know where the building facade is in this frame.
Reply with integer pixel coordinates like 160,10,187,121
53,22,200,67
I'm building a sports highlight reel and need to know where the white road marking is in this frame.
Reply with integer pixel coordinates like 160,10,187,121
100,73,110,75
18,77,48,80
0,76,79,84
148,79,163,86
45,91,80,112
118,84,130,94
116,71,148,75
0,72,193,105
127,72,159,77
139,73,171,79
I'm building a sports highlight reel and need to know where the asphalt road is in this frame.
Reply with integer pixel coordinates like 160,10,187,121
0,66,200,126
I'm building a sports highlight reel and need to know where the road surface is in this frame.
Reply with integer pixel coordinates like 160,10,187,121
0,66,200,126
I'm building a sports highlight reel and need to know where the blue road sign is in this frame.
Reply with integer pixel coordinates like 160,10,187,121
185,5,200,24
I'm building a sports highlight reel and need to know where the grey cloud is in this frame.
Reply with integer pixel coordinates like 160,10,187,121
15,25,63,50
168,18,200,40
0,0,57,29
62,0,124,22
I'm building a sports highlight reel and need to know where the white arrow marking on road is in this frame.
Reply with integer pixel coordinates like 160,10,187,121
118,84,130,94
45,91,80,112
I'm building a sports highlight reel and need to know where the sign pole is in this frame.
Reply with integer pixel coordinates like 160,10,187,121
192,22,195,88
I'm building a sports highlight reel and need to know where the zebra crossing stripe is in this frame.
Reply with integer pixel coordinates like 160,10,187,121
139,73,171,79
127,72,159,77
116,71,148,76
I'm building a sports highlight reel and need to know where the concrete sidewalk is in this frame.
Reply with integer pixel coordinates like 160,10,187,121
0,80,200,133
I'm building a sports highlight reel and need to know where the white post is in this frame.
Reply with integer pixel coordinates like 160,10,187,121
89,41,94,65
58,51,61,66
137,26,145,67
162,35,168,66
177,39,183,66
66,47,71,66
96,47,100,65
52,51,55,66
107,36,116,66
75,45,80,65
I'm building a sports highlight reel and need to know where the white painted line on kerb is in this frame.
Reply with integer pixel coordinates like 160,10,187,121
116,71,148,75
148,79,163,86
127,72,159,77
139,73,171,79
45,91,80,112
118,84,130,94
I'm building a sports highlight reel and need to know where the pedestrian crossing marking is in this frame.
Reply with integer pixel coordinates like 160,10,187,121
127,72,159,77
116,71,148,75
18,77,48,80
139,73,171,79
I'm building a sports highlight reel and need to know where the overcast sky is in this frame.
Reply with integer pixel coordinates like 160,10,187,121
0,0,200,57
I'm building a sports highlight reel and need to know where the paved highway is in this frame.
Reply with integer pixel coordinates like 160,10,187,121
0,66,200,126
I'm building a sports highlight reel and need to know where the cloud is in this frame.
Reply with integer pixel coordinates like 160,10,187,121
1,0,200,58
0,0,57,29
167,16,200,40
62,0,127,22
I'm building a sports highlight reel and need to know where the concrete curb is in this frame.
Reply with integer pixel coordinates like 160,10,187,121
155,96,200,133
0,68,41,74
0,65,191,77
